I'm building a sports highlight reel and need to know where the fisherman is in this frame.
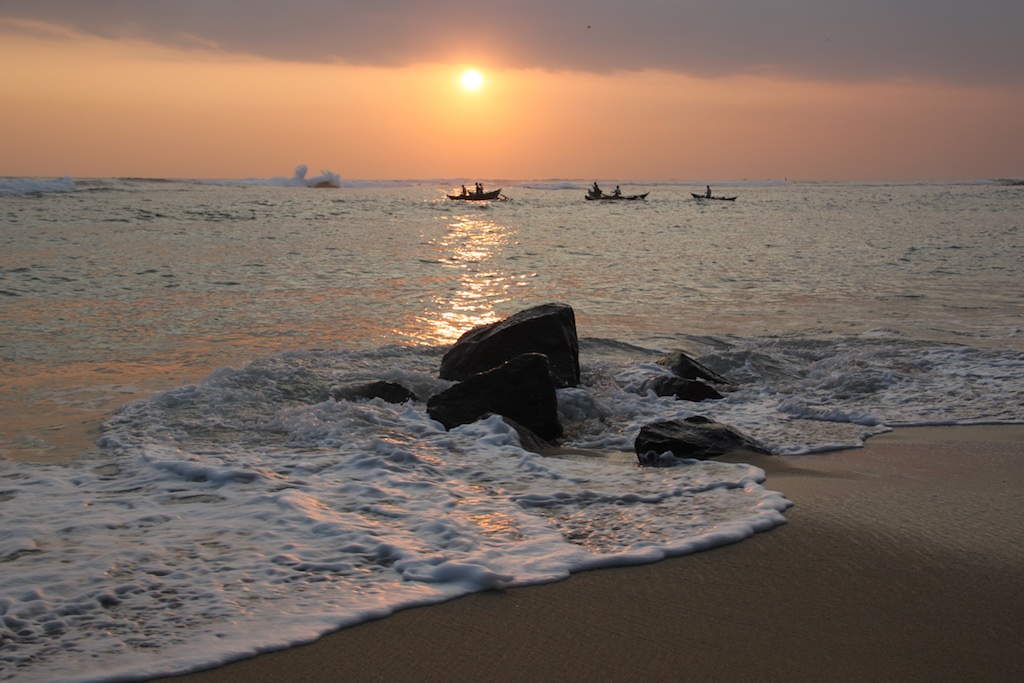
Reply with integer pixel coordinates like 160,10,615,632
591,181,602,197
613,185,622,197
706,185,712,198
460,184,468,197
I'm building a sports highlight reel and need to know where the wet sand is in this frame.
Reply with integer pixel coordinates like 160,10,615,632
151,425,1024,683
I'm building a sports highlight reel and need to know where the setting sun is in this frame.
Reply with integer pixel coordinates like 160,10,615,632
460,69,483,91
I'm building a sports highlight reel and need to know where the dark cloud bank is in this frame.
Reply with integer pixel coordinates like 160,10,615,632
4,0,1023,85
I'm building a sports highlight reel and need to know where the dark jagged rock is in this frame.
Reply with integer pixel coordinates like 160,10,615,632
330,381,417,404
439,303,580,388
639,376,723,401
427,353,562,440
634,416,771,465
657,350,730,385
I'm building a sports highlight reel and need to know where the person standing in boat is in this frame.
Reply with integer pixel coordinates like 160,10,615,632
461,184,468,197
591,182,602,198
706,185,712,198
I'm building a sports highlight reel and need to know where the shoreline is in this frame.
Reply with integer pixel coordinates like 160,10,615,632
150,424,1024,682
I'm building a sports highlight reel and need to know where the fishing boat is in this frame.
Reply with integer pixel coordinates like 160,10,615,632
691,193,737,201
585,184,649,201
586,191,649,201
448,186,504,201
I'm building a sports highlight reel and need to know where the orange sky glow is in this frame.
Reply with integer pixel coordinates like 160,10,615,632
1,18,1021,181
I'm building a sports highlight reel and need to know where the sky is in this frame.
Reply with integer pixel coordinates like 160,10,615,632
1,1,1022,181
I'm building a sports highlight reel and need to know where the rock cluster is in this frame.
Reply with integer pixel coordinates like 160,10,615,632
428,303,578,441
333,302,771,464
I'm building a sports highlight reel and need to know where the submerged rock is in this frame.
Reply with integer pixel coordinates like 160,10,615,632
330,381,417,404
634,416,771,465
639,376,723,401
657,350,730,385
439,302,580,388
427,353,562,440
501,417,555,453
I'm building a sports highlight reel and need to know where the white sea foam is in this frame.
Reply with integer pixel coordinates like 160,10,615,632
1,347,792,682
3,334,1023,681
0,176,75,195
203,164,341,188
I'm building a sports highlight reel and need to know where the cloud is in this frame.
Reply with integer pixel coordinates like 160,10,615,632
3,0,1023,84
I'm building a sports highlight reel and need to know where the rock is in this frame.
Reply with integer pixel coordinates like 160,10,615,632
639,376,723,401
501,417,554,453
439,303,580,388
330,381,417,404
657,350,730,385
634,416,771,465
427,353,562,440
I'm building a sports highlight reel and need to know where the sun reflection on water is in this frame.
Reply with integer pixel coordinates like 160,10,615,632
411,213,534,344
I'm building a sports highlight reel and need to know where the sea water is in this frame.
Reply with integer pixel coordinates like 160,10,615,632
1,176,1022,682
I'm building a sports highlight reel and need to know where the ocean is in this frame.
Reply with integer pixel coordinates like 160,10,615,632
1,175,1022,681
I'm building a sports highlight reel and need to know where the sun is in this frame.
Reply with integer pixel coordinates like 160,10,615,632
460,69,484,91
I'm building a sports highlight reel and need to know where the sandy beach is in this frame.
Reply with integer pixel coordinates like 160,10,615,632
150,425,1024,683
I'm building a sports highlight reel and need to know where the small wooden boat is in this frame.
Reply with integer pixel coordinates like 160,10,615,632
585,191,649,201
448,188,503,201
691,193,737,201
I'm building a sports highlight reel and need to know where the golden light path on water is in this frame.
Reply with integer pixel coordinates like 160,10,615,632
411,211,531,344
